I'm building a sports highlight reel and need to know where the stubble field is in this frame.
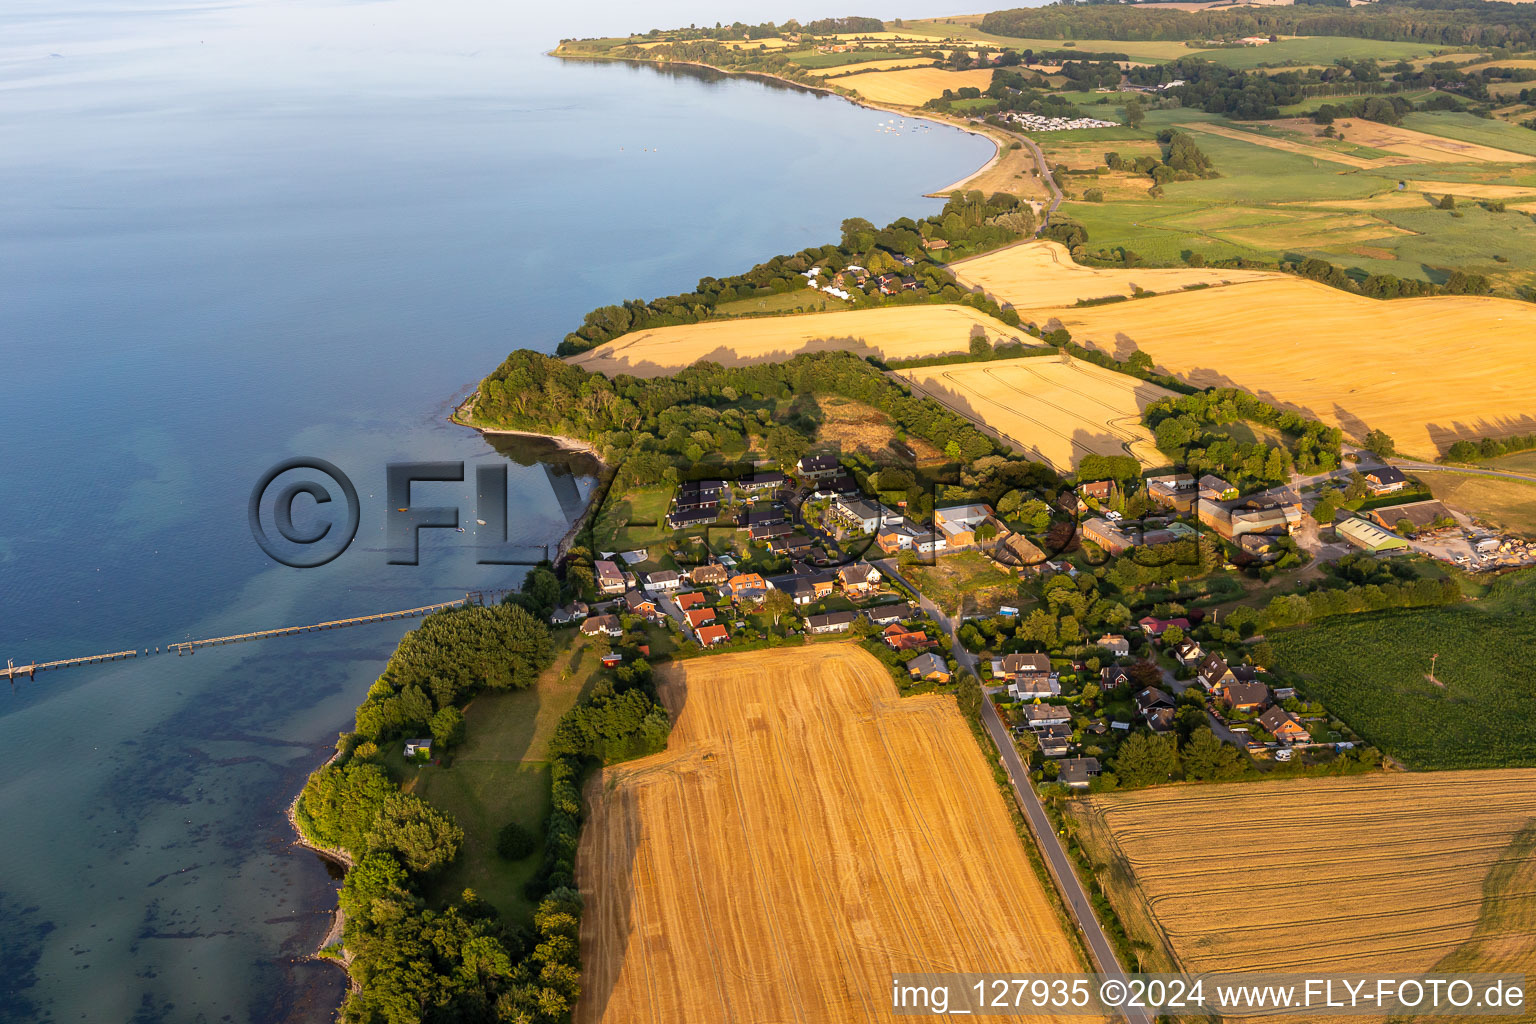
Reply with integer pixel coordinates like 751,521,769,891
836,66,998,106
1028,278,1536,456
953,239,1280,307
1075,772,1536,1023
575,644,1086,1024
565,303,1026,377
895,356,1176,471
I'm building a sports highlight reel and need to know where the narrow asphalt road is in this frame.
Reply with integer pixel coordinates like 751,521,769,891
1389,458,1536,484
875,559,1151,1024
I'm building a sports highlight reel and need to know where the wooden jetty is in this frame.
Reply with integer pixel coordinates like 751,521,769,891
6,587,525,681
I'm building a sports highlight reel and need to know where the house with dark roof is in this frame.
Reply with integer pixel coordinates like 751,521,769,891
1135,687,1175,717
550,601,588,625
688,563,729,587
865,602,917,625
1100,664,1132,690
907,652,951,682
837,562,882,595
806,610,856,634
1021,703,1072,728
1363,465,1408,496
1198,653,1236,691
642,570,681,592
622,591,659,619
1036,722,1072,757
594,559,626,595
740,470,786,493
1059,757,1101,788
1174,638,1205,666
795,453,842,479
1258,706,1311,744
667,506,718,530
1224,680,1270,712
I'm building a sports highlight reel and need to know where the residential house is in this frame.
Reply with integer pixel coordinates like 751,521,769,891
1059,757,1101,789
1137,615,1190,638
1147,472,1196,512
1173,638,1205,666
600,652,624,669
580,614,623,639
694,623,730,647
923,237,950,251
1224,680,1270,712
667,506,718,530
1198,475,1238,501
1096,634,1130,657
403,738,432,759
1197,653,1237,692
1135,687,1175,732
1076,480,1114,511
674,479,725,509
766,572,835,606
1036,723,1072,758
767,532,813,557
726,573,768,603
748,520,793,543
810,474,860,499
994,532,1046,570
1363,466,1409,496
883,624,935,651
933,503,996,548
997,652,1055,696
740,470,786,493
1081,517,1133,556
623,591,660,620
549,601,588,625
1100,664,1132,691
683,607,716,630
795,453,842,480
674,591,708,611
1021,703,1072,728
866,602,918,625
834,496,894,534
907,651,952,682
688,563,729,588
806,610,857,634
594,559,626,595
1258,706,1311,744
875,273,901,295
642,570,681,592
837,562,882,596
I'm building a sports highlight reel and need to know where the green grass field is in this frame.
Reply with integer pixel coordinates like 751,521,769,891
406,633,602,922
1426,473,1536,537
1269,572,1536,769
715,286,834,317
590,483,674,551
1200,36,1440,70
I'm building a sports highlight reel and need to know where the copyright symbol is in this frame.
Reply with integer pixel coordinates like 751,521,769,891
249,457,359,568
1101,979,1128,1007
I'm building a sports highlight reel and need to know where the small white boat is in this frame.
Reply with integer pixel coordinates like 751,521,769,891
476,519,487,525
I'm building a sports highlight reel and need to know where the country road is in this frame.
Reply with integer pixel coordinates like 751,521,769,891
875,558,1151,1024
1389,458,1536,484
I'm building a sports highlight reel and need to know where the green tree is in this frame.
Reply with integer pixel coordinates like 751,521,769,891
1363,429,1396,458
1123,97,1145,128
496,821,540,861
1113,732,1180,787
365,792,464,874
763,587,796,627
1182,727,1246,781
429,706,465,750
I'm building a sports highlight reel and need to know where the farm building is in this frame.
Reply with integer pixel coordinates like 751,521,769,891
1147,473,1196,512
1334,516,1410,553
1076,480,1115,510
994,532,1046,569
1081,517,1134,556
1367,500,1455,534
1198,475,1238,501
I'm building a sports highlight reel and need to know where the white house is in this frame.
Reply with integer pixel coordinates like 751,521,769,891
642,569,681,592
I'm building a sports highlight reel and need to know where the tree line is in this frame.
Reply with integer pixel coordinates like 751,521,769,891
556,192,1033,356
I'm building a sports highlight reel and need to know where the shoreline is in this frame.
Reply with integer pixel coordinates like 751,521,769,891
285,752,359,989
553,50,1004,199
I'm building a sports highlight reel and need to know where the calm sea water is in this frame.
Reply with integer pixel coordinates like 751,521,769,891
0,2,993,1021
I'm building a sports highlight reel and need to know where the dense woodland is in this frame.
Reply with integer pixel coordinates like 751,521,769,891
981,0,1536,49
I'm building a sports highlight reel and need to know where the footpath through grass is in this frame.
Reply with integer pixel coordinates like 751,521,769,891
1269,570,1536,769
401,632,602,923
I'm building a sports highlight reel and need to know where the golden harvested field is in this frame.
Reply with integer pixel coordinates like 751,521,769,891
1402,179,1536,200
1315,117,1535,163
1026,278,1536,456
896,356,1178,470
813,56,936,77
837,66,997,106
566,303,1027,377
1076,772,1536,1023
575,645,1085,1024
953,239,1280,308
1178,121,1384,168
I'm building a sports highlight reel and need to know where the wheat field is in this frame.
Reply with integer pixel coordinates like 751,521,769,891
1028,278,1536,456
575,644,1086,1024
836,66,998,106
896,356,1177,470
954,240,1280,308
566,303,1026,377
1078,772,1536,1023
